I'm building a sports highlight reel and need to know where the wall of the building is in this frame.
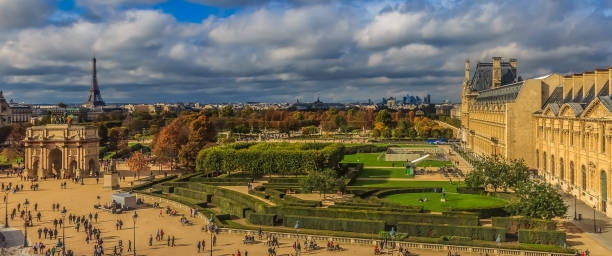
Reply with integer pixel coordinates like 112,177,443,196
535,116,612,217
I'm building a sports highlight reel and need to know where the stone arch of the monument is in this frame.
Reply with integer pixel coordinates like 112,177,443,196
88,158,98,176
23,124,101,179
48,148,62,177
68,159,78,178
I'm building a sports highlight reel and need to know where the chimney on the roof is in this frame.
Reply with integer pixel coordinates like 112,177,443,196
492,57,502,88
464,59,470,81
509,58,517,81
594,69,608,96
582,72,594,100
563,75,572,99
572,74,583,100
609,66,612,96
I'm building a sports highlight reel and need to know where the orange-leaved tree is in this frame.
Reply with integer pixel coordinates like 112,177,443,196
152,118,189,171
126,151,150,179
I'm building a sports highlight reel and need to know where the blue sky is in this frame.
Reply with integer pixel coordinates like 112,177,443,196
0,0,611,104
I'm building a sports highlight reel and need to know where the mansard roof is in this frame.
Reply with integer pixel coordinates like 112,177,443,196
579,96,612,119
542,86,564,107
557,103,585,117
543,103,560,116
474,81,524,104
468,62,518,92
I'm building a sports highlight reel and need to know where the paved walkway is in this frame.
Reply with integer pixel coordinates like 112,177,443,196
562,193,612,252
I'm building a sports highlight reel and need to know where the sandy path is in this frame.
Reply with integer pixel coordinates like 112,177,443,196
0,175,458,256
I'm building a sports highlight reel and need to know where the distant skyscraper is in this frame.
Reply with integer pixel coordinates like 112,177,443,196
83,57,105,108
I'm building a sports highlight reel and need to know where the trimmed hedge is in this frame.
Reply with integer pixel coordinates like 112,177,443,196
492,217,556,234
132,175,178,191
456,187,485,194
373,188,441,198
273,207,478,226
453,207,508,219
196,142,345,175
518,229,566,245
343,144,388,154
397,222,506,241
283,215,384,233
246,212,276,226
174,187,212,202
211,195,251,218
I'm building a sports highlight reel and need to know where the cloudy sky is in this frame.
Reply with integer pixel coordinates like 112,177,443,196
0,0,611,104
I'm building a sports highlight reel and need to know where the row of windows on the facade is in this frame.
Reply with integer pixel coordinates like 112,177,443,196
536,149,609,201
467,121,505,145
470,135,504,156
537,124,608,154
468,112,505,124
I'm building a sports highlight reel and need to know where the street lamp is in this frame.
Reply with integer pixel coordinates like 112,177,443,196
389,227,396,256
593,205,597,233
23,199,29,247
132,211,138,256
210,215,214,256
573,191,578,220
4,191,8,228
61,208,66,254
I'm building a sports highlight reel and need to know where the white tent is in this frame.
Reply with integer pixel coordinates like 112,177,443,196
110,193,137,210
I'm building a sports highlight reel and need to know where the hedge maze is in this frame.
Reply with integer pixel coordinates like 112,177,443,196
134,142,571,253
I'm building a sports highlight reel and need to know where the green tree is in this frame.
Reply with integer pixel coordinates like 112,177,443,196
299,169,342,198
507,181,567,219
468,155,508,194
293,112,304,121
375,110,392,127
219,105,234,117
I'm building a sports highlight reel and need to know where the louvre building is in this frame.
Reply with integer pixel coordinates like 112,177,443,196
461,57,612,217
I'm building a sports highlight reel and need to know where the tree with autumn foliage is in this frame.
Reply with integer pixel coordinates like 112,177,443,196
126,151,150,179
178,115,217,169
152,118,189,170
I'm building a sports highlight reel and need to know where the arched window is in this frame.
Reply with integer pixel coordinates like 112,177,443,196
543,152,547,173
582,165,587,190
570,161,575,185
551,155,555,177
536,150,539,168
560,158,565,180
601,170,607,203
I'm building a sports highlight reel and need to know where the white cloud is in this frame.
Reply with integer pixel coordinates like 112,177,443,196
0,0,610,104
0,0,54,30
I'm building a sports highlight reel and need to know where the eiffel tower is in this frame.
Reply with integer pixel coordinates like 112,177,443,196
83,57,105,107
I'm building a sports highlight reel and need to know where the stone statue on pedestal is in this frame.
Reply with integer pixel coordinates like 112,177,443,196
103,159,120,189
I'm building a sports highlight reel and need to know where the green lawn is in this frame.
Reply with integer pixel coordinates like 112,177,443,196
415,160,454,168
350,180,464,192
358,167,411,179
341,153,405,167
383,192,508,212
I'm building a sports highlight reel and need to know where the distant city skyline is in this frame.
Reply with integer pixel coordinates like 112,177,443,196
0,0,611,104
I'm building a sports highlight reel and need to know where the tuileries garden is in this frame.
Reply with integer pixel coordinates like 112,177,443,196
133,142,572,254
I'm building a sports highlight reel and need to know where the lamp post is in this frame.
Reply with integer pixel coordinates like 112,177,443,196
593,205,597,233
210,215,214,256
573,191,578,220
23,199,29,247
4,191,8,228
61,208,66,254
389,227,396,256
294,221,300,242
132,211,138,256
